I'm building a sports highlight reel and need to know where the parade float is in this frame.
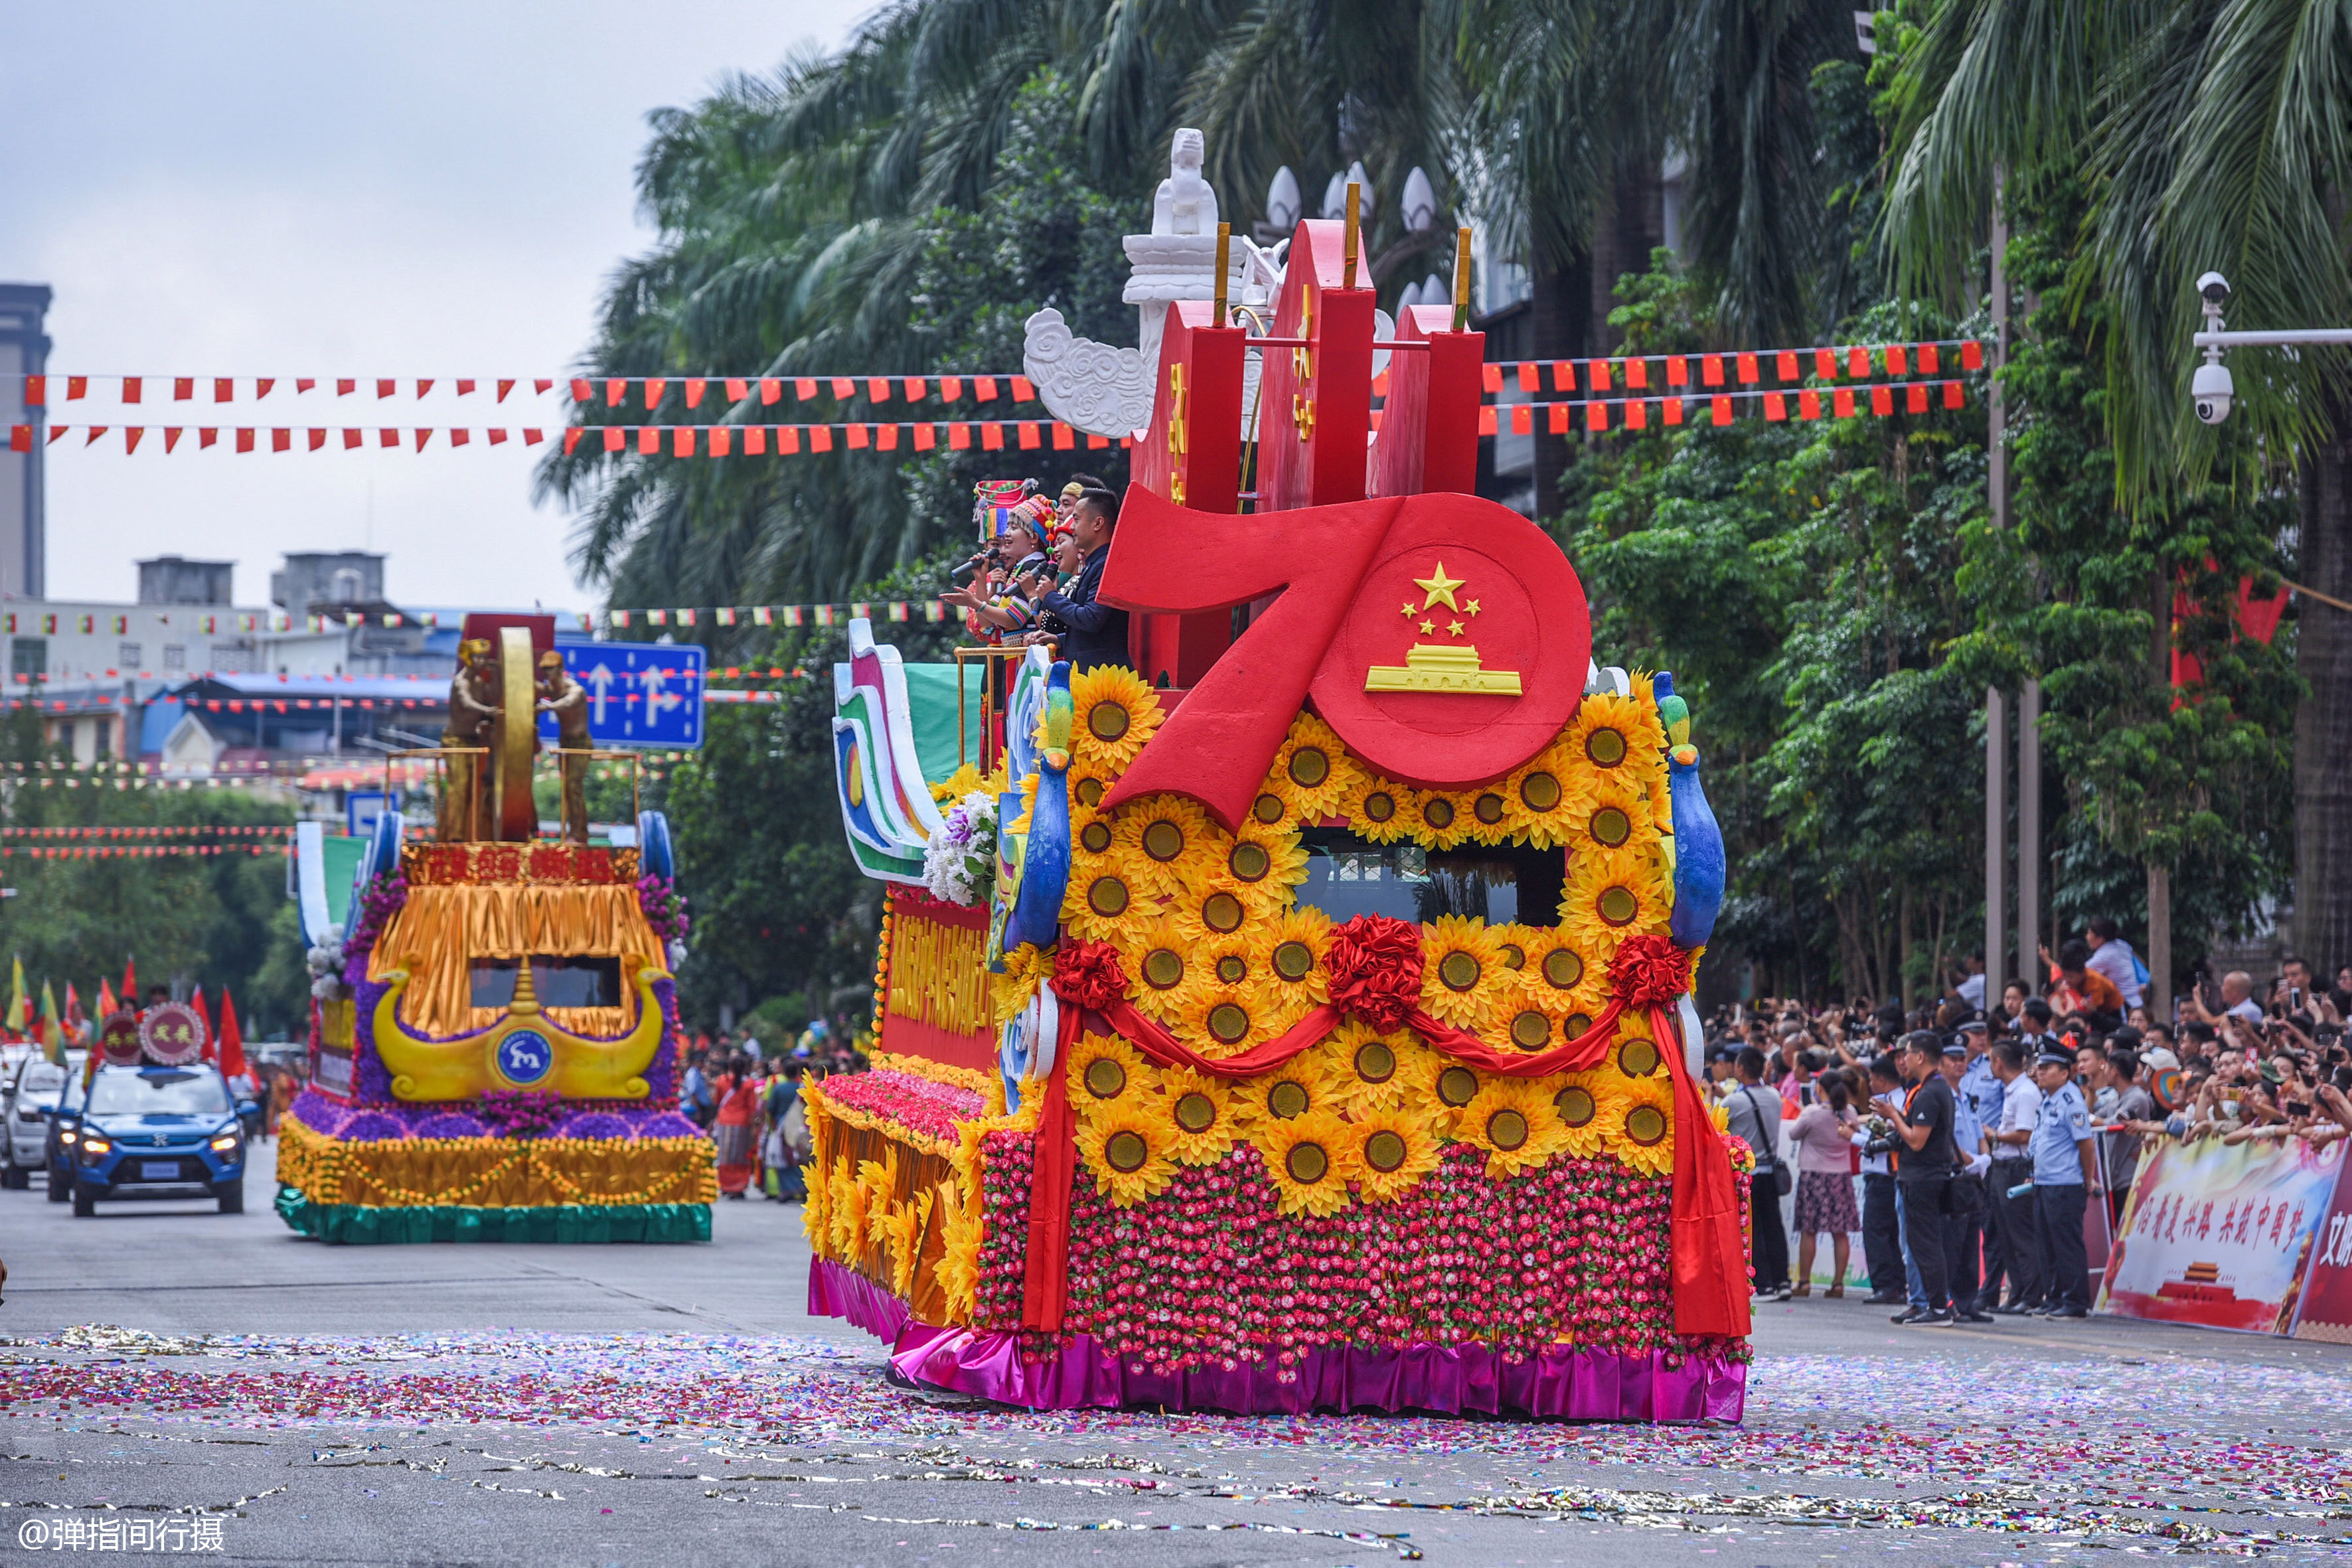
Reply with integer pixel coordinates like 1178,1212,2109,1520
275,615,712,1243
809,141,1752,1419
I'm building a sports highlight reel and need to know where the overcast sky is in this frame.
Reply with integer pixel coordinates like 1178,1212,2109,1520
0,1,875,612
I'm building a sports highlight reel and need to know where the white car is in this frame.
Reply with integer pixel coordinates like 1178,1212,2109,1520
3,1053,82,1188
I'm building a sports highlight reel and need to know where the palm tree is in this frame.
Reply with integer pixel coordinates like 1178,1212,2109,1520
1883,0,2352,970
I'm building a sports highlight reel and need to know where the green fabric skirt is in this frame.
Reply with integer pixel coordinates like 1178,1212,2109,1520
275,1186,712,1244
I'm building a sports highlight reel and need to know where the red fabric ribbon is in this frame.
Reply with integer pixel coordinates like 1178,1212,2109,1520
1024,927,1751,1340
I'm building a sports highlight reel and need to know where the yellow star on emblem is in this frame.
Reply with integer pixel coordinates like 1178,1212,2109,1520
1447,619,1464,637
1464,598,1482,617
1413,562,1466,613
1418,618,1435,635
1401,601,1417,617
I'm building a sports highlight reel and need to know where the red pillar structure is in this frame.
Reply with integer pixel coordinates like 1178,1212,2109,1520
1128,299,1245,689
1251,219,1377,511
1371,303,1484,498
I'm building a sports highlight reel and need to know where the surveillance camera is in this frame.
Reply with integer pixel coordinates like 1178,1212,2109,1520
2193,358,2234,425
2197,272,2231,305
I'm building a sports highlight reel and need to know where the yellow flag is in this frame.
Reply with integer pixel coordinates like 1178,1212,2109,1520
5,956,23,1034
37,979,60,1065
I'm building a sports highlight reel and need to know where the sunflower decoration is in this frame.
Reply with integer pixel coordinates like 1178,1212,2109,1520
1158,1066,1245,1166
1338,769,1417,845
1624,671,1677,829
990,942,1052,1030
1514,927,1608,1033
1075,1100,1182,1207
1266,712,1358,821
1111,794,1218,900
1563,789,1662,864
1419,914,1506,1031
1405,785,1478,851
1117,926,1203,1025
1608,1016,1670,1087
1605,1089,1676,1178
934,1182,984,1319
1220,815,1311,919
1170,862,1260,952
1067,763,1119,864
1065,858,1142,942
1177,971,1263,1058
1498,736,1595,847
1559,842,1675,956
1541,1071,1610,1158
1069,664,1164,771
1565,686,1667,785
1067,1032,1151,1109
1258,906,1334,1011
1343,1105,1443,1204
1404,1048,1486,1136
1458,1075,1569,1179
1253,1107,1355,1217
1320,1020,1419,1113
929,761,988,807
882,1188,933,1299
1235,1054,1331,1128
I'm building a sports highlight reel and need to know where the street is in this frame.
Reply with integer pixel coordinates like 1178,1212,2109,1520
3,1142,2349,1567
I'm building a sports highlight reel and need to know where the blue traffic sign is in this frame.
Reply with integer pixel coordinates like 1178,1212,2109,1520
540,642,705,750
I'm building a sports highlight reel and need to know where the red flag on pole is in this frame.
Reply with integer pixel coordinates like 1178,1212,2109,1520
217,987,246,1081
122,957,137,1005
191,986,214,1061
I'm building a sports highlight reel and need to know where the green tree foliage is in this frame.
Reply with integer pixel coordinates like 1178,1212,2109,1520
0,708,306,1038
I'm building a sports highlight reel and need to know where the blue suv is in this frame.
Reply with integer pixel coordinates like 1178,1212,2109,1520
69,1064,252,1217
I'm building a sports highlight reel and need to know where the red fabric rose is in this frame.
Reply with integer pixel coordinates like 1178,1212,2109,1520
1050,940,1129,1014
1324,913,1426,1032
1608,931,1692,1010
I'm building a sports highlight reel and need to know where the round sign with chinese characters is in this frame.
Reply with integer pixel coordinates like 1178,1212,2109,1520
1308,491,1589,787
495,1028,554,1086
137,1000,208,1065
99,1010,145,1066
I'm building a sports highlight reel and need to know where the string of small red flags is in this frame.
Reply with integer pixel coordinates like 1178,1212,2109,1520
3,339,1982,410
6,375,1974,458
1,844,286,859
0,824,283,836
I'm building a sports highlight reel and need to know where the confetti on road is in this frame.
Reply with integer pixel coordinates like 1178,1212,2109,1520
7,1327,2349,1557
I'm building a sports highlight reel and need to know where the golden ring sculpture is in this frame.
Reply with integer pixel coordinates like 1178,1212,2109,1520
373,955,670,1101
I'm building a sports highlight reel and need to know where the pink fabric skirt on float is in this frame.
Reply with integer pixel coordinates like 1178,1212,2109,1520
807,1257,1745,1423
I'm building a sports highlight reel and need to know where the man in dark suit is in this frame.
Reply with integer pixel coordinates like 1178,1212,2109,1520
1028,487,1129,671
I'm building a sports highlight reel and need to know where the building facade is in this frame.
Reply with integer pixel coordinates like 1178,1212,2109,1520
0,283,49,599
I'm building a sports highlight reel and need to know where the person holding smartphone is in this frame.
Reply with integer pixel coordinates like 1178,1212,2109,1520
1875,1032,1964,1326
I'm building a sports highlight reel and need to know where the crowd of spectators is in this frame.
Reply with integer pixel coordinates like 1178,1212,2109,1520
678,1018,866,1202
1710,922,2352,1327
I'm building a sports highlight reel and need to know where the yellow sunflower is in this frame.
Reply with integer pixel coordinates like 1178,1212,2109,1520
1235,1055,1330,1127
1458,1076,1569,1178
1075,1100,1181,1207
1559,843,1675,955
1499,736,1595,846
1516,928,1607,1024
1118,929,1202,1025
1253,1108,1354,1217
990,942,1052,1030
1069,664,1164,771
1564,688,1667,789
1177,980,1263,1058
1563,790,1662,862
1542,1071,1610,1158
1069,766,1120,869
1266,712,1358,820
1455,778,1519,845
1170,872,1258,949
1407,787,1476,850
934,1182,984,1320
1111,794,1218,900
1158,1067,1245,1166
1220,817,1311,916
1320,1020,1416,1113
1338,770,1417,844
882,1188,934,1299
1064,861,1144,943
929,761,988,807
1604,1090,1676,1178
1067,1032,1150,1108
1257,907,1334,1010
1608,1016,1670,1087
1405,1048,1486,1133
1342,1105,1443,1204
1488,921,1537,979
1419,914,1506,1030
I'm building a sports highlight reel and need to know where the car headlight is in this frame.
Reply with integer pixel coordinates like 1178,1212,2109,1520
80,1135,111,1157
209,1131,240,1152
58,1127,77,1144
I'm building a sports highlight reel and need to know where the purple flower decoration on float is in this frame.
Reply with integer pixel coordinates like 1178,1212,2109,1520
638,875,689,944
477,1089,566,1139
